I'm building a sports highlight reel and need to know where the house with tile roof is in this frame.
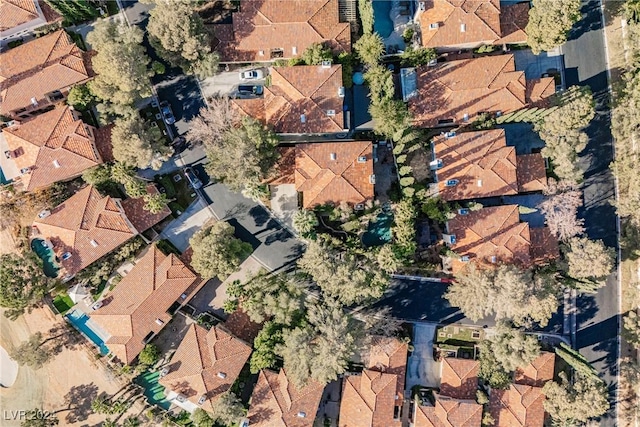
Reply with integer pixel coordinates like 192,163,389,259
366,336,408,402
514,352,555,388
233,64,346,134
408,55,555,128
121,184,171,233
269,141,375,208
212,0,350,63
159,323,251,413
2,105,103,191
90,245,203,365
0,0,61,48
0,29,91,119
418,0,529,50
413,357,482,427
431,129,547,201
444,205,558,274
32,185,138,280
247,368,324,427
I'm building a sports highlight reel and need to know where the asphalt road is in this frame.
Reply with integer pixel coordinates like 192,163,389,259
563,1,619,424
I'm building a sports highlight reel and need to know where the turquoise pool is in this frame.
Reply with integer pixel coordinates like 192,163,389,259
373,0,394,38
31,238,60,278
362,212,394,247
136,371,171,409
66,309,110,355
0,166,10,185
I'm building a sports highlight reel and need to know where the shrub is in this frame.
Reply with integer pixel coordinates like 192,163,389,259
402,187,415,198
396,154,407,164
393,143,405,155
402,28,414,43
400,177,415,187
399,165,413,176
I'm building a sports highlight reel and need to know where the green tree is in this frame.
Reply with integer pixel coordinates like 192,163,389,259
250,321,285,373
364,65,395,102
82,164,113,188
87,20,152,113
138,344,161,366
0,253,50,317
526,0,582,54
625,0,640,23
147,1,218,78
151,61,166,75
565,237,615,281
485,324,541,373
91,396,110,414
543,372,609,425
191,408,213,427
67,84,95,111
554,342,599,379
354,33,385,66
300,42,333,65
376,245,404,273
358,0,374,34
20,409,59,427
143,192,169,214
392,198,417,259
400,47,436,67
292,209,319,235
623,311,640,347
111,118,171,170
209,392,245,426
9,333,52,369
478,340,513,389
190,221,253,280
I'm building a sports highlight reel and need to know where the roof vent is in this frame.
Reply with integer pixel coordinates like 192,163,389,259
198,395,207,405
330,152,337,160
90,239,98,247
155,318,164,325
429,22,439,30
321,60,332,68
444,131,456,138
355,203,365,211
477,179,483,187
458,208,469,215
20,167,31,174
463,113,469,122
258,50,264,56
369,174,376,184
443,234,457,245
490,255,497,263
30,97,38,106
460,24,466,32
217,372,227,379
52,159,60,168
297,412,306,418
300,114,306,123
160,367,169,377
176,394,186,403
292,46,297,55
326,109,336,116
357,155,367,163
38,210,51,218
338,86,345,97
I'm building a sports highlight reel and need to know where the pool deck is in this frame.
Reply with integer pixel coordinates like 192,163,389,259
379,0,412,53
0,132,19,182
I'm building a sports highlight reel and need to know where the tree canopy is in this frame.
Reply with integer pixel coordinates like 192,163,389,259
300,42,333,65
111,118,171,170
565,237,615,281
0,253,50,317
485,324,541,373
209,392,245,426
189,221,253,280
543,372,609,425
354,33,385,67
526,0,582,54
538,179,585,241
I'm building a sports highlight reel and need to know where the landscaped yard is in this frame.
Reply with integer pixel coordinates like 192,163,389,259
435,325,484,346
139,105,172,145
52,293,75,314
155,171,197,216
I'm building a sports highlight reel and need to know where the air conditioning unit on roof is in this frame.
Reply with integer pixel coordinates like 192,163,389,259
321,60,332,68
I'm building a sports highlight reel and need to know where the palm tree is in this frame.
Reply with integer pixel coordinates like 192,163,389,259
626,0,640,23
20,410,59,427
122,416,140,427
292,209,319,235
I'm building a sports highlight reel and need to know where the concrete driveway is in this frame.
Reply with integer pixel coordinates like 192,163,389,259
159,199,213,252
270,184,298,230
406,323,441,390
199,67,267,99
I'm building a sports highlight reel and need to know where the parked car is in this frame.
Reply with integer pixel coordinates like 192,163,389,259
237,85,264,96
239,69,264,80
184,167,202,190
159,101,176,125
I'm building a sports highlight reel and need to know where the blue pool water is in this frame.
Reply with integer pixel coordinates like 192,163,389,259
0,166,11,185
66,309,110,355
31,238,60,278
372,0,393,38
362,212,394,247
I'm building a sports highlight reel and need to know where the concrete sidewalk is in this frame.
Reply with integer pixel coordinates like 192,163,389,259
159,199,212,252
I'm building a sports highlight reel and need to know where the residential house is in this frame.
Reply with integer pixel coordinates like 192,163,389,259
414,357,482,427
2,105,103,191
0,0,62,48
246,368,324,427
339,337,408,426
232,64,346,134
212,0,350,63
444,205,558,274
90,245,204,365
32,185,138,280
159,323,252,413
0,29,91,119
431,129,547,201
408,54,555,127
418,0,529,49
268,141,375,209
121,184,171,233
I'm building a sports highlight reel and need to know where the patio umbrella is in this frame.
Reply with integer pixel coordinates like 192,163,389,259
68,283,89,304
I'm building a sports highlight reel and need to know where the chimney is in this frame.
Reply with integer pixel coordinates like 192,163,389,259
460,24,466,32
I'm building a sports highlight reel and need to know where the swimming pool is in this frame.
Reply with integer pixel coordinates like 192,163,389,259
65,309,110,355
31,238,60,278
0,165,11,185
136,371,171,409
362,212,394,247
372,0,393,38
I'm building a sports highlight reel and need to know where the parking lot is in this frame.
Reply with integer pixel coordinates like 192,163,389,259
199,66,268,100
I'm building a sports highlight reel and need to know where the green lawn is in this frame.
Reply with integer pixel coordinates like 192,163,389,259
155,171,197,216
139,105,171,145
53,294,75,314
435,325,484,346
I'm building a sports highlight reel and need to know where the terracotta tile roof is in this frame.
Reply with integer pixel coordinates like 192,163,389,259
529,227,559,265
121,184,171,233
514,352,555,387
247,369,324,427
433,129,517,201
0,30,90,116
159,323,251,410
419,0,501,48
267,147,297,185
526,78,557,105
223,308,263,344
33,185,137,277
91,245,199,364
415,396,483,427
446,205,531,273
366,336,408,402
292,141,374,208
410,55,554,127
339,369,402,427
496,2,529,45
440,358,479,400
3,105,102,191
93,124,114,162
0,0,38,31
489,384,545,427
516,153,547,193
233,65,345,134
213,0,350,63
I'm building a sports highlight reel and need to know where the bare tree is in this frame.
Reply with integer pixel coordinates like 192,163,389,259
539,179,585,241
186,99,240,146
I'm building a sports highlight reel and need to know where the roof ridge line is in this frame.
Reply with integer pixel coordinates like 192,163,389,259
272,67,306,100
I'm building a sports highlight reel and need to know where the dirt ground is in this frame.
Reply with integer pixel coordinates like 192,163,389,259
0,228,17,255
0,307,129,427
